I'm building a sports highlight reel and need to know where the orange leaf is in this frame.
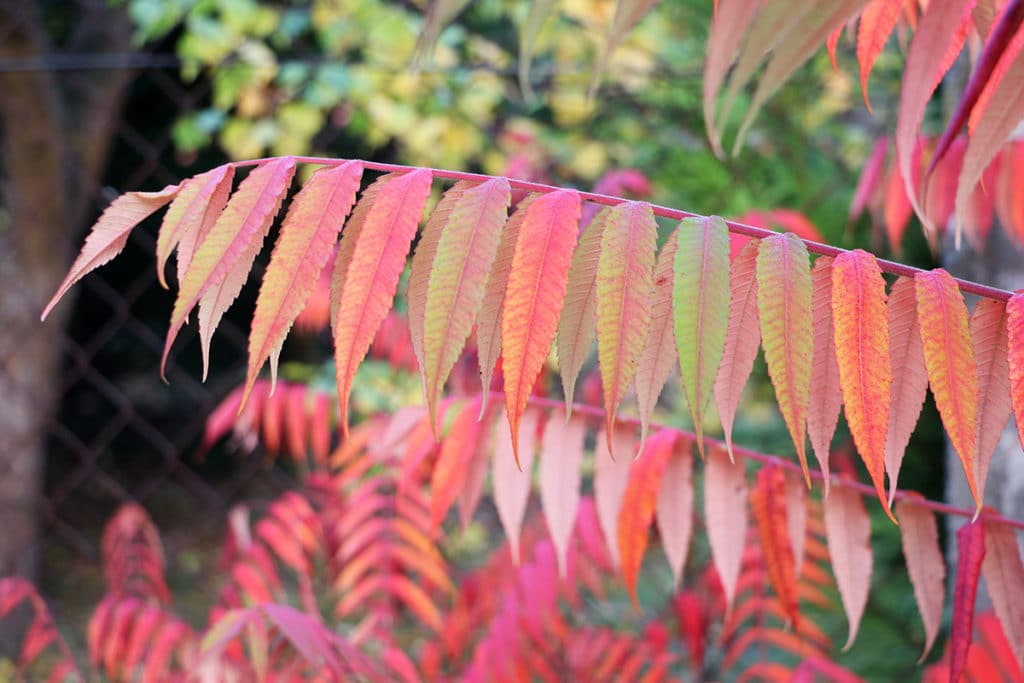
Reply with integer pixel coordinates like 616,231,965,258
704,446,748,611
597,201,657,451
502,189,581,461
156,165,231,289
656,438,694,589
476,194,536,410
539,408,587,577
784,471,807,577
832,249,892,518
161,157,295,378
618,429,678,604
750,465,800,628
757,232,813,483
895,495,945,661
407,181,473,390
856,0,903,109
493,406,540,563
674,216,731,459
332,169,433,437
457,403,495,529
884,277,928,505
636,231,679,448
244,161,363,401
714,239,760,460
971,299,1012,501
557,206,607,413
982,517,1024,671
996,141,1024,245
595,426,636,570
915,269,981,510
808,256,842,497
43,184,179,320
423,178,511,427
430,398,483,531
824,484,872,650
1008,291,1024,453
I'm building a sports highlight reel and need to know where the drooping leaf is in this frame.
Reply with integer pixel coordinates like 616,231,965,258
156,166,231,289
636,231,679,448
244,161,363,402
477,194,537,410
456,403,495,529
332,169,433,437
618,429,679,604
703,0,762,156
595,426,636,570
518,0,556,100
784,472,807,577
539,408,587,577
589,0,660,97
832,249,892,518
732,1,872,153
824,484,872,650
895,496,945,661
895,0,973,231
704,446,748,611
502,189,581,462
750,465,799,627
954,25,1024,245
44,184,179,320
884,277,929,505
674,216,731,458
161,157,295,378
970,299,1012,501
408,181,473,388
413,0,473,65
714,238,761,460
430,399,483,531
655,437,694,588
597,201,657,450
808,256,841,496
996,141,1024,245
883,160,914,254
757,233,813,483
915,269,981,510
951,519,986,683
423,177,511,428
557,206,608,413
850,137,889,224
982,517,1024,671
1007,291,1024,452
493,406,540,564
856,0,902,109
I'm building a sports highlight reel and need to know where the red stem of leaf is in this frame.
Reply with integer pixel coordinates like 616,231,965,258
231,157,1016,303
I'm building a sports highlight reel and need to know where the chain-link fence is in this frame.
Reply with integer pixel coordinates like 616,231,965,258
0,4,310,631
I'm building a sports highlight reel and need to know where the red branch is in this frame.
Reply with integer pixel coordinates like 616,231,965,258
502,392,1024,532
230,156,1016,303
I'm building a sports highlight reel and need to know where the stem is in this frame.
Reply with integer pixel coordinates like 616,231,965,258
503,392,1024,531
229,156,1017,302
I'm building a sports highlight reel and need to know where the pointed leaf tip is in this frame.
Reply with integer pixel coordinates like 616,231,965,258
674,216,730,459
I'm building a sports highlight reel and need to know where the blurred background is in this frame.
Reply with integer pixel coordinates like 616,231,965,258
1,0,999,678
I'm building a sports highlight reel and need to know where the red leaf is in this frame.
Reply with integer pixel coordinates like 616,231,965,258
824,484,873,649
850,137,890,223
996,141,1024,245
832,249,892,518
156,165,232,289
971,299,1012,501
493,406,540,563
857,0,903,109
704,445,748,611
702,0,762,157
656,438,694,588
895,495,946,660
951,520,986,683
430,398,484,531
332,169,432,437
502,189,581,462
808,256,842,496
1009,292,1024,452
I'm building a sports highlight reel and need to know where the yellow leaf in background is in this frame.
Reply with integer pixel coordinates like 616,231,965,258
551,89,597,126
278,103,325,138
569,141,608,180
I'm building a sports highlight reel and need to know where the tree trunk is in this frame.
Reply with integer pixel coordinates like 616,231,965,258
0,0,133,579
